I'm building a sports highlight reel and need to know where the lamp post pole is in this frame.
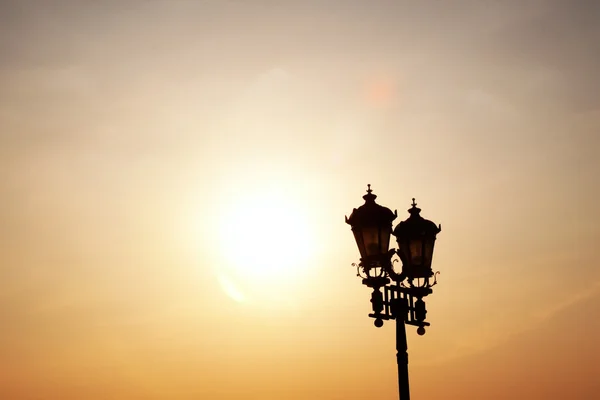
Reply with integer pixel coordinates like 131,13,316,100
394,297,410,400
345,185,442,400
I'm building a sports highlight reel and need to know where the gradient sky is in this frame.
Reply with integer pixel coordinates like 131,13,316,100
1,1,599,399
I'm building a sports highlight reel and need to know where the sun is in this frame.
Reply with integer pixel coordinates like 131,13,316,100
215,187,317,302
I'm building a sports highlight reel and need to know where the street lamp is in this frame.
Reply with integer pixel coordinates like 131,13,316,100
345,185,442,400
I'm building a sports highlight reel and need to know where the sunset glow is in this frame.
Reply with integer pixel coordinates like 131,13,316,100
1,1,599,399
216,188,317,302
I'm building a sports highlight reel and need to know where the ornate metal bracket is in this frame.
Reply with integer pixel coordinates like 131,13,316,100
368,282,433,331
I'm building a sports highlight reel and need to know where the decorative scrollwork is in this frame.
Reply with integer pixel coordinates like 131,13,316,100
352,262,364,278
430,271,440,287
386,254,405,283
353,262,385,280
354,259,391,280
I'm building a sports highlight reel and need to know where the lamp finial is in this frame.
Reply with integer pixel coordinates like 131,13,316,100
363,184,377,202
408,198,421,215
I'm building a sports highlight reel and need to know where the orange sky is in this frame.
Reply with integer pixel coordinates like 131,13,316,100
1,1,599,399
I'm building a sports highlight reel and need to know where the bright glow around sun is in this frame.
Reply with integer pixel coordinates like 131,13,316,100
216,187,317,303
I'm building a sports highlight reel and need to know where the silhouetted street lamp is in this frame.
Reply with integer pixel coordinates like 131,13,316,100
345,185,441,400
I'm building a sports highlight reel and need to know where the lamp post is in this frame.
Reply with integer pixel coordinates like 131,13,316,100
345,185,441,400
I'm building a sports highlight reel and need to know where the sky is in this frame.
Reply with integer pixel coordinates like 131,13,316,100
1,0,599,399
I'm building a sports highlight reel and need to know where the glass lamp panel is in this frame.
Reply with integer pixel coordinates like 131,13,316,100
409,238,423,266
362,226,381,256
398,239,410,265
353,229,367,258
378,225,392,255
423,238,436,269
